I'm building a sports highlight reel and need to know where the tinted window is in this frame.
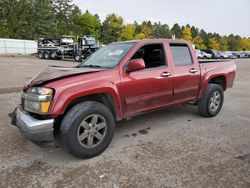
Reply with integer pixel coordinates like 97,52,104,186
170,45,193,66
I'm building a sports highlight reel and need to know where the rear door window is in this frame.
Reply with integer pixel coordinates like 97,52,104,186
170,44,193,66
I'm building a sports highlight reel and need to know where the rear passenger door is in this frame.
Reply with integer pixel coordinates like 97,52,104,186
169,44,201,102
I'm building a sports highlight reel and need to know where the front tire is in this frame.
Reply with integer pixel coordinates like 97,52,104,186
74,53,82,62
198,84,224,117
60,101,115,158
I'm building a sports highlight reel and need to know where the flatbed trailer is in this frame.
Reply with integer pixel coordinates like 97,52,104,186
37,35,99,62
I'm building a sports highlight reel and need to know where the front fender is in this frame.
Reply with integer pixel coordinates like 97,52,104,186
48,81,122,120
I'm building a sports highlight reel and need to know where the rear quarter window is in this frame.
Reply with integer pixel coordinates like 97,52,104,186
170,45,193,66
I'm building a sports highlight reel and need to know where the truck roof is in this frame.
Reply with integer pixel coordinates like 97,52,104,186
115,39,189,44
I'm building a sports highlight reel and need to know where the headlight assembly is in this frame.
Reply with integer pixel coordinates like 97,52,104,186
22,87,54,114
27,87,53,95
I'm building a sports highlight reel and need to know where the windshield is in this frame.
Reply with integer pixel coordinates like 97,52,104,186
79,42,135,69
86,39,96,45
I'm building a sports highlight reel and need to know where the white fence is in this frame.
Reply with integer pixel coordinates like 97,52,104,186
0,38,37,55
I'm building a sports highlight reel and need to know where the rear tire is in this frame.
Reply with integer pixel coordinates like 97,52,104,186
38,51,44,59
51,51,57,60
198,84,224,117
60,101,115,158
44,51,50,59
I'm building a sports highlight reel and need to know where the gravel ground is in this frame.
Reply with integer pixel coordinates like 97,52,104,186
0,57,249,188
0,56,77,92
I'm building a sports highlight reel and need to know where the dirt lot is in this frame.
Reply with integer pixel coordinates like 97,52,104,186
0,56,249,188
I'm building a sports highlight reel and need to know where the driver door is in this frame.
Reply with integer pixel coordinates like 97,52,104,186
118,43,173,117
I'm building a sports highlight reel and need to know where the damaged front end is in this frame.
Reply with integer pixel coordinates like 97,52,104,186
9,107,55,147
9,66,105,148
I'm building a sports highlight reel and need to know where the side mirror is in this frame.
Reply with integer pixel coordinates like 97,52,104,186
126,59,145,72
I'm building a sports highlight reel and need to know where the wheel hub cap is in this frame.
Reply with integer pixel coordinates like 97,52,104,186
209,91,221,112
77,114,107,148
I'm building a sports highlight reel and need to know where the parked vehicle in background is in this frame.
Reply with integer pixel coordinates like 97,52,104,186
225,52,237,59
196,50,212,59
38,39,56,47
37,35,99,62
10,39,236,158
236,52,244,58
241,52,250,58
231,52,240,59
201,51,212,59
60,36,74,45
238,52,245,58
247,52,250,58
233,51,250,58
218,52,230,59
195,50,203,59
202,49,220,59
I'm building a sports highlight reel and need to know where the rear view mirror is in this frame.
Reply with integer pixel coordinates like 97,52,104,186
126,59,145,72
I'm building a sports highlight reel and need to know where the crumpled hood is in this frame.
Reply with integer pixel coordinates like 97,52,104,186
25,66,104,88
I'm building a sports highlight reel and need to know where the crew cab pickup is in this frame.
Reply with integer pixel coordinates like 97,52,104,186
10,39,236,158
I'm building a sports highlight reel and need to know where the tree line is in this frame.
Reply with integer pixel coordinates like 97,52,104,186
0,0,250,51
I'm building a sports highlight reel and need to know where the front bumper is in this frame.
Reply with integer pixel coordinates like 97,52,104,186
9,107,55,147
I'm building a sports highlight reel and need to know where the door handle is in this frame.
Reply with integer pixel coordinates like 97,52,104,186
161,72,171,77
189,68,198,73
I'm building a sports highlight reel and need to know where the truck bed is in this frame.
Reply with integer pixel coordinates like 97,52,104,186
199,60,231,64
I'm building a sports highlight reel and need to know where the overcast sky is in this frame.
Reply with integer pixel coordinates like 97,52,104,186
74,0,250,37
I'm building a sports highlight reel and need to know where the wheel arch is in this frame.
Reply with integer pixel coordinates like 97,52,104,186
198,74,227,100
208,76,226,90
64,93,116,119
53,92,119,131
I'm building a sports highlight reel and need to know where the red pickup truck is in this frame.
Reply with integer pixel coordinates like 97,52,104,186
10,39,236,158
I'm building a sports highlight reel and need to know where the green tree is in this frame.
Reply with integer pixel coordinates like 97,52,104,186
100,14,124,44
0,0,31,39
219,36,229,51
0,0,57,39
208,37,220,50
139,21,153,39
133,21,141,35
245,38,250,50
74,10,101,38
171,23,182,39
191,26,199,38
227,34,240,51
0,1,249,49
236,38,250,51
135,32,146,39
182,27,192,42
53,0,79,35
119,24,136,41
69,6,82,37
192,35,206,49
12,0,33,39
152,22,171,39
32,0,58,39
213,33,220,41
199,29,208,47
